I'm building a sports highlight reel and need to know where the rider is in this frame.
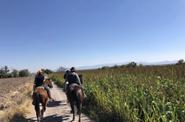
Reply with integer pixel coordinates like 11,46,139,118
64,70,70,80
32,70,53,105
64,70,70,92
66,67,84,101
67,67,82,86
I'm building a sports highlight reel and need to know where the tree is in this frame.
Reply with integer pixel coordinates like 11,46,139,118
112,65,119,68
43,69,53,74
101,66,109,69
19,69,30,77
0,66,9,78
126,62,137,68
4,66,9,74
0,69,5,78
57,66,66,72
176,59,184,65
11,69,19,77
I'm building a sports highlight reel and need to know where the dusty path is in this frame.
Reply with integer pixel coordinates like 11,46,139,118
25,83,92,122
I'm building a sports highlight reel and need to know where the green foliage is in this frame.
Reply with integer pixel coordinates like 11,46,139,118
0,66,16,78
11,69,19,77
176,59,184,65
0,66,31,78
51,64,185,122
19,69,30,77
0,66,9,78
50,74,64,88
101,66,110,70
42,69,53,74
126,62,137,68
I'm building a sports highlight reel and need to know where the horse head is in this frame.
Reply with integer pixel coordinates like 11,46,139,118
44,78,53,88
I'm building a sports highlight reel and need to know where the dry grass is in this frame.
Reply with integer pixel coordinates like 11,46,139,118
0,77,33,122
0,99,31,122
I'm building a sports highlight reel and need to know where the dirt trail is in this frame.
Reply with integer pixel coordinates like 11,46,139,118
25,83,92,122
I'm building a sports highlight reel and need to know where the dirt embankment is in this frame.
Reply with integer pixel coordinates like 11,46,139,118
0,77,33,122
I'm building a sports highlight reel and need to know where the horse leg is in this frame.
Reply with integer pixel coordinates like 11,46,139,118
78,104,82,122
36,111,40,122
35,106,40,122
76,90,83,122
34,93,40,122
70,101,75,121
79,112,81,122
77,100,82,122
41,99,47,120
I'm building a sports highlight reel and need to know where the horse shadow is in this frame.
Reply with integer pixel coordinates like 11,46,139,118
47,100,66,107
25,114,70,122
42,114,70,122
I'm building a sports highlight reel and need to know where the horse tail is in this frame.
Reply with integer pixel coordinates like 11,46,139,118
76,88,83,114
34,92,40,112
76,89,82,102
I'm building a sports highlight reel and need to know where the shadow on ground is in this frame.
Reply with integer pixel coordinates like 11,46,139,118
10,113,27,122
27,114,70,122
10,114,70,122
47,100,61,107
10,100,70,122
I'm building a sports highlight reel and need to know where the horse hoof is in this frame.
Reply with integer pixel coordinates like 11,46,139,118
71,119,75,122
72,118,75,121
37,118,41,122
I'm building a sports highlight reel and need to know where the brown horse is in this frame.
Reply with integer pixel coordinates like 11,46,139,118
33,78,53,122
68,83,84,122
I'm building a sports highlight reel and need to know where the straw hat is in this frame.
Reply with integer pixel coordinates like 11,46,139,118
37,69,43,75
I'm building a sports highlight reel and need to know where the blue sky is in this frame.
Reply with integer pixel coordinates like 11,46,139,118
0,0,185,71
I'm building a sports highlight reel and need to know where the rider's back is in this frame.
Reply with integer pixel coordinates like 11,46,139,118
34,75,44,87
67,72,81,85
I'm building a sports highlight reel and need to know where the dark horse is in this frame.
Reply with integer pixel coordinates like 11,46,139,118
33,78,53,122
68,74,84,122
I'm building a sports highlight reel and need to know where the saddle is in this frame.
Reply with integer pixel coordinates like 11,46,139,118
34,86,45,93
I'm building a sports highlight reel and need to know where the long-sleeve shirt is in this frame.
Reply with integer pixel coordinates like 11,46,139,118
34,74,44,87
67,72,81,85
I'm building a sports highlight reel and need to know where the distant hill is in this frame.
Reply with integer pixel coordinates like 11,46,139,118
78,60,178,70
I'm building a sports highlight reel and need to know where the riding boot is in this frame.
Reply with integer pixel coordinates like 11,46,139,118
48,91,54,101
66,91,70,103
47,91,52,99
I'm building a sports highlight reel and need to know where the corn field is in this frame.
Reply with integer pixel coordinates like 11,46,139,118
51,64,185,122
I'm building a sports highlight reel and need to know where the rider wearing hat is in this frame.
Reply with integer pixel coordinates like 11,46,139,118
64,67,84,102
33,70,44,90
32,69,53,105
64,70,70,92
67,67,82,86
